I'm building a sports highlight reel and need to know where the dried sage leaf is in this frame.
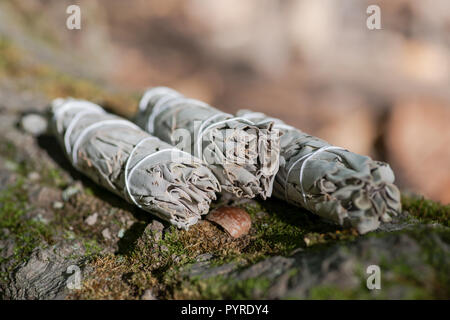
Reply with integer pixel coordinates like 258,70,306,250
135,87,280,199
236,110,402,234
51,98,220,229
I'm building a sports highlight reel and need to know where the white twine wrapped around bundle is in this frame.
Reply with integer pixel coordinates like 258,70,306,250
51,98,220,229
236,110,402,234
136,87,281,199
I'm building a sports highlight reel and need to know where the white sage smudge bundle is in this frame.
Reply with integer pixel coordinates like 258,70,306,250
236,110,402,234
135,87,280,199
51,98,220,229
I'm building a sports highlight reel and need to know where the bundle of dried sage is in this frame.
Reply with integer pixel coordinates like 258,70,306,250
236,110,402,234
135,87,280,199
51,98,220,229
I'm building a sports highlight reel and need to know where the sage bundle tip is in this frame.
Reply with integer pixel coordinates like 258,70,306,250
236,110,402,234
136,87,281,200
51,98,220,229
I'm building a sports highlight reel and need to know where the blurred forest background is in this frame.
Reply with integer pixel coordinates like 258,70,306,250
0,0,449,203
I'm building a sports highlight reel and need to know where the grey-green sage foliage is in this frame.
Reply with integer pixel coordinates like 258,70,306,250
51,98,220,229
135,87,280,199
236,110,402,234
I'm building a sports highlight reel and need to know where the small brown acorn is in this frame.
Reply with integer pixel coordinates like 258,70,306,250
206,206,252,238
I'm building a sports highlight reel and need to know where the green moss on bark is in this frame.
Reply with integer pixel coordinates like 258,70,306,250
402,195,450,227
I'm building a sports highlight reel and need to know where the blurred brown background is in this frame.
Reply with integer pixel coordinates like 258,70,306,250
1,0,449,203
